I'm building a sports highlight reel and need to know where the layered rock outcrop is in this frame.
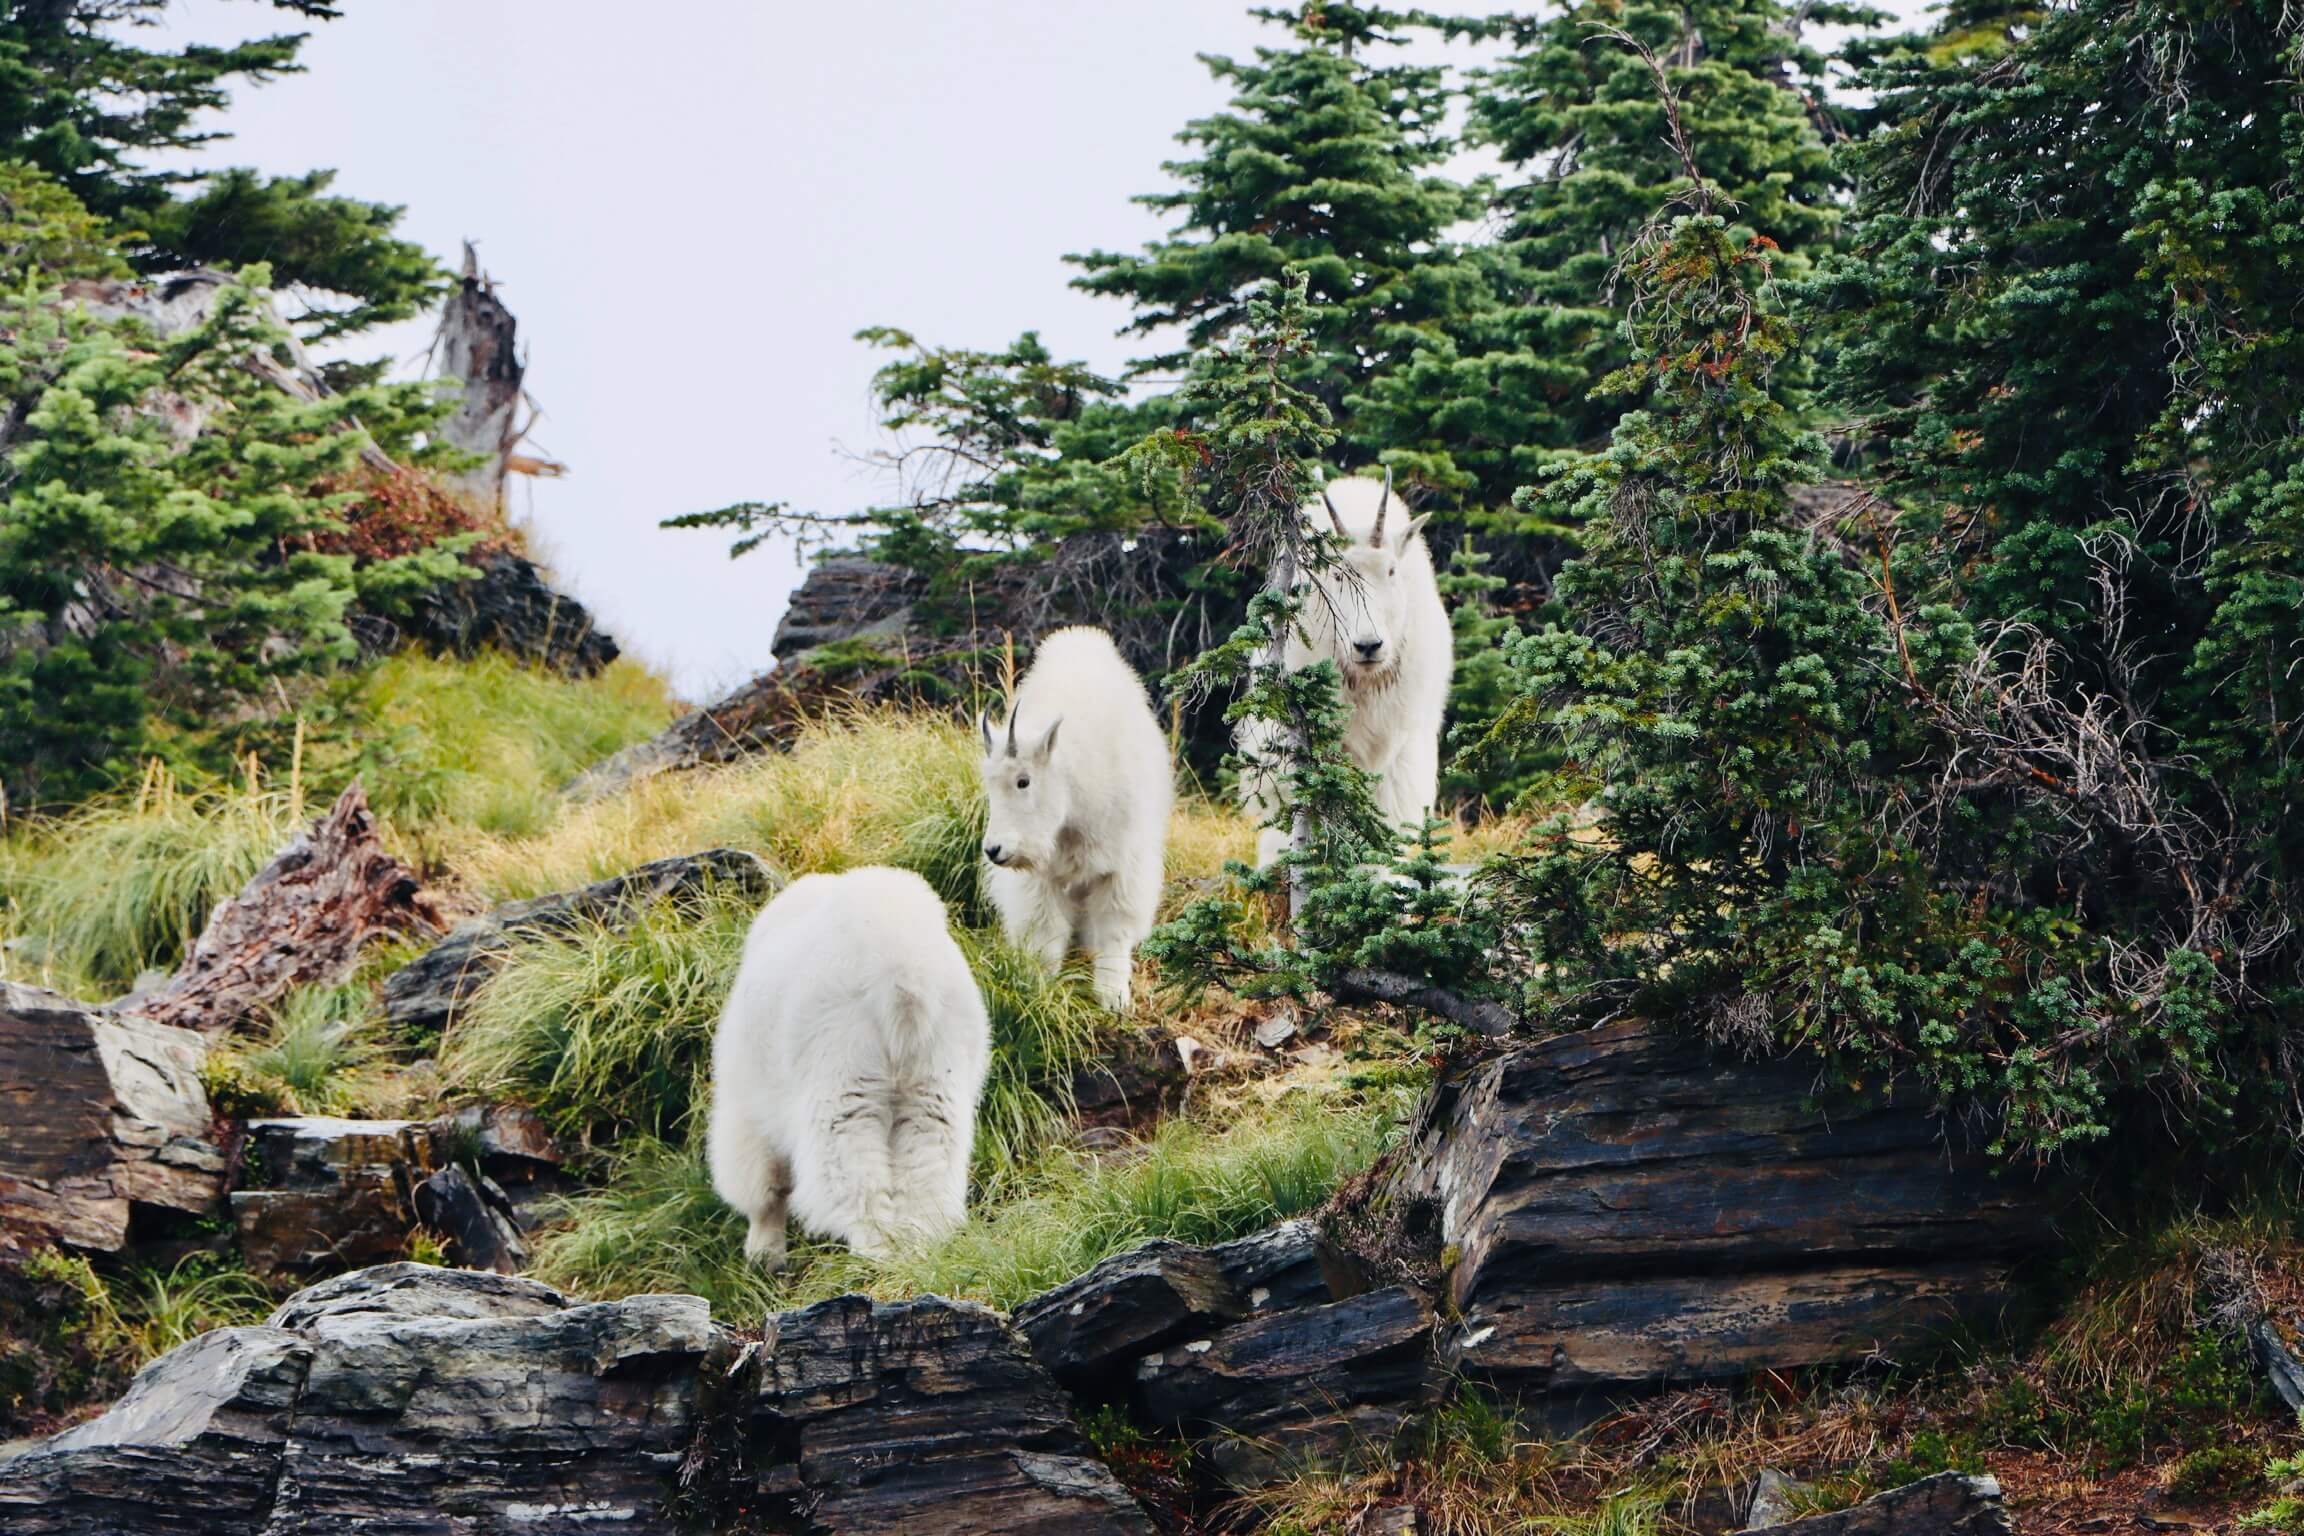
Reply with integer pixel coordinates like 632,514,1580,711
0,984,224,1258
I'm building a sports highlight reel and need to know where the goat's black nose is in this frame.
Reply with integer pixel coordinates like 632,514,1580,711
983,844,1006,865
1354,638,1383,659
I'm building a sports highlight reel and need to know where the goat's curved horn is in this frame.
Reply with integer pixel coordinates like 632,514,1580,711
1320,482,1348,541
1004,709,1019,757
1370,465,1394,547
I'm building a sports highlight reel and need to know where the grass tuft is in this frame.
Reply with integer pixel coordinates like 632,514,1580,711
327,651,674,855
441,889,755,1146
202,982,389,1119
0,766,306,995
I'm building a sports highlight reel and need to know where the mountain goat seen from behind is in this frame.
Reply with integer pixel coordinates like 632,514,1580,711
708,866,989,1270
1239,469,1452,866
980,625,1173,1010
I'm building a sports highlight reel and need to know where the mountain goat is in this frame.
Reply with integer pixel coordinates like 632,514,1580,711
707,866,989,1270
979,626,1173,1010
1238,469,1452,865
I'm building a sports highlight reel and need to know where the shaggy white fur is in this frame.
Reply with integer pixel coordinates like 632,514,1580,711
979,626,1173,1010
1238,472,1452,865
707,866,989,1270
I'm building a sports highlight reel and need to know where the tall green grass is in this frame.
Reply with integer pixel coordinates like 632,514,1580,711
441,890,755,1145
0,652,674,997
528,1086,1410,1319
329,651,673,852
0,766,307,994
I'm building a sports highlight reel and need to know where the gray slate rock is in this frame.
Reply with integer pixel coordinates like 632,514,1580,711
0,1263,715,1535
1012,1217,1359,1392
0,1326,309,1534
1744,1471,2010,1535
752,1292,1154,1534
2,1267,1158,1535
411,1163,528,1274
1132,1284,1438,1488
379,847,774,1038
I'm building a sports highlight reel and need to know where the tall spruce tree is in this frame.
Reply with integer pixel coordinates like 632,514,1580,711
1357,0,1849,521
1070,3,1488,432
0,1,439,336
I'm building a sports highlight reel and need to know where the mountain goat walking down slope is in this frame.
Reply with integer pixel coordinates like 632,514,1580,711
1239,470,1452,867
708,866,989,1270
980,626,1173,1010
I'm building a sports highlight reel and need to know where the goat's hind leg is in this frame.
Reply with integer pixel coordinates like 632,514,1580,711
799,1085,901,1260
887,1086,972,1245
708,1106,795,1273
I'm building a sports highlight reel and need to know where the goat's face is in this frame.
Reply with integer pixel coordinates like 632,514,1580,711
979,712,1069,873
1301,483,1432,683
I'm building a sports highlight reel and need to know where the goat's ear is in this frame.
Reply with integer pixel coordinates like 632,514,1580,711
1396,511,1435,555
977,710,995,755
1034,716,1064,760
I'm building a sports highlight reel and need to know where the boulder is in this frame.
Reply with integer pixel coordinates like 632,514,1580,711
229,1117,433,1277
0,983,223,1258
0,1326,310,1534
769,554,926,661
425,1100,569,1230
378,847,774,1039
751,1293,1154,1533
1745,1471,2010,1535
1013,1217,1357,1391
410,1164,527,1274
268,1273,713,1532
397,550,618,676
1372,1018,2060,1421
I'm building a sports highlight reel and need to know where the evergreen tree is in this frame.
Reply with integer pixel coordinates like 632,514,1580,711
1791,0,2304,1149
1499,0,2304,1158
0,172,462,803
1070,3,1489,429
0,1,440,336
1357,0,1851,519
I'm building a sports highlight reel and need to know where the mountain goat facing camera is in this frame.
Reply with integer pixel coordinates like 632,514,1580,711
980,625,1173,1010
1239,469,1452,866
708,866,989,1271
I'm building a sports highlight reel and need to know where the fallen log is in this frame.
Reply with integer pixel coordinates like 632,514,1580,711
130,781,444,1035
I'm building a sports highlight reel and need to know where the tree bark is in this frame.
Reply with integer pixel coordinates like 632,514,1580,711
131,782,444,1035
431,243,562,510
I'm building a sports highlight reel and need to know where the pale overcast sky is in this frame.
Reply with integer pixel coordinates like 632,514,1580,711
142,1,1902,700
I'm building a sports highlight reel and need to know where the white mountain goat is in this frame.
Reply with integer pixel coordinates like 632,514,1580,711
979,626,1173,1010
707,866,989,1271
1238,469,1452,866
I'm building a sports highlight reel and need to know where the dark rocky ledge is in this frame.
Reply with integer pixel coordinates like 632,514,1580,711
0,1263,1155,1535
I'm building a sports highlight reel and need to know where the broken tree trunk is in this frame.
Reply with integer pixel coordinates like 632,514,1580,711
431,243,563,512
130,782,444,1035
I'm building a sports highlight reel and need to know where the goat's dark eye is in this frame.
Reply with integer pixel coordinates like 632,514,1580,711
1388,564,1397,576
1016,775,1031,790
